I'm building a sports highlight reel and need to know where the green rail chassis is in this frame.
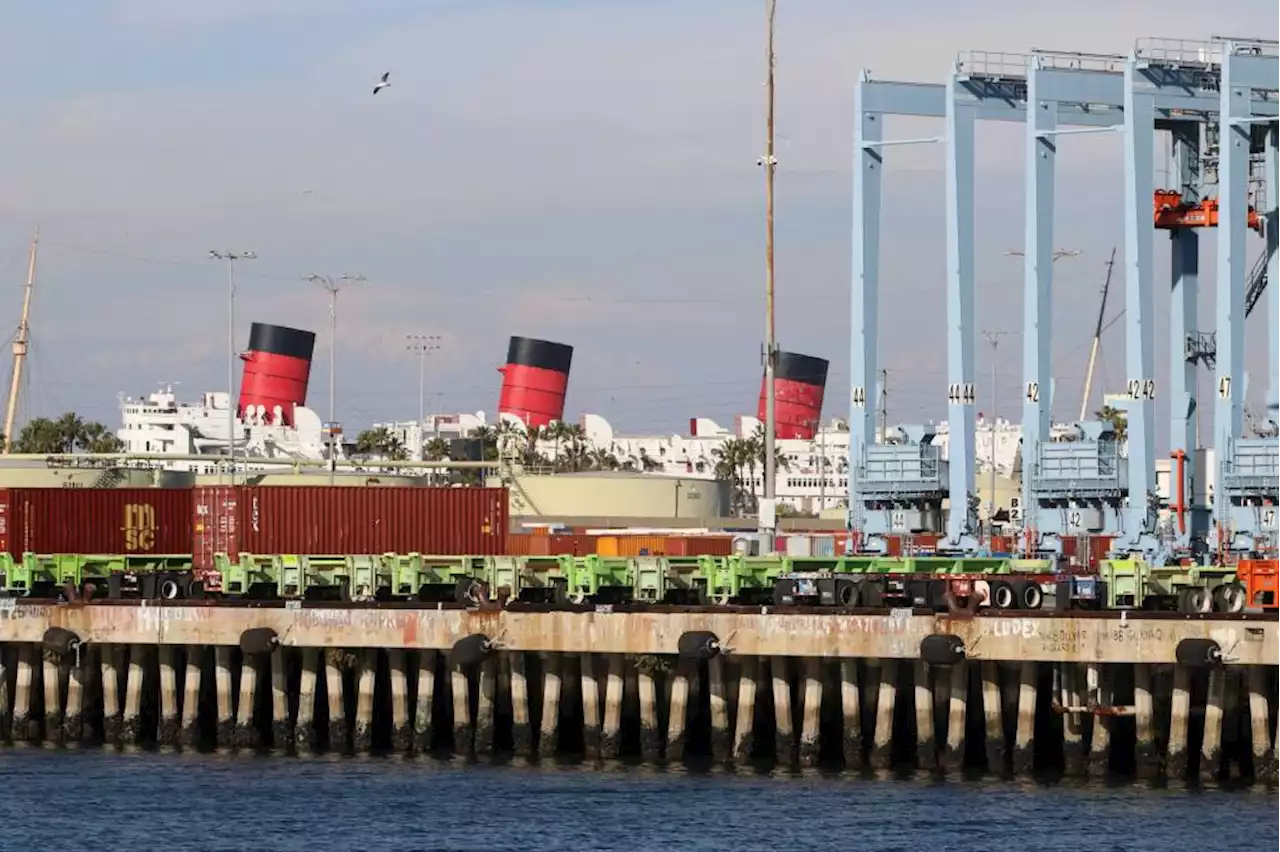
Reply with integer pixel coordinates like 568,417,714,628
0,551,1255,614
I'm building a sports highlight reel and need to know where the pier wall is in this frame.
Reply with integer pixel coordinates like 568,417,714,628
1,604,1275,783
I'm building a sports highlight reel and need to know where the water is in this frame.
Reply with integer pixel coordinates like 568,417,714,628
0,749,1275,852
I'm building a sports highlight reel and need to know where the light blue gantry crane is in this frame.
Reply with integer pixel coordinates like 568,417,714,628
1210,39,1279,559
846,36,1279,565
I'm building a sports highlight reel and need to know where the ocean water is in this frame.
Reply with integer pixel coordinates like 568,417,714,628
0,749,1275,852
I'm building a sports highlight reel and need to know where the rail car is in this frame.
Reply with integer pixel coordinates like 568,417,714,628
0,550,1272,614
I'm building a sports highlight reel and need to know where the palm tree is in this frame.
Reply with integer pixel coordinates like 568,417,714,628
423,437,450,461
1095,405,1128,442
12,413,124,455
469,425,500,461
713,438,753,516
587,447,620,471
354,426,407,460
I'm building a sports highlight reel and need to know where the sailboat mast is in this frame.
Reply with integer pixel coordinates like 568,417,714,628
3,227,39,453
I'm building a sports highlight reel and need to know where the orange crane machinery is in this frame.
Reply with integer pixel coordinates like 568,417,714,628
1153,189,1264,232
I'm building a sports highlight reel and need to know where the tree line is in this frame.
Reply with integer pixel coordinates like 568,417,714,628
3,412,124,454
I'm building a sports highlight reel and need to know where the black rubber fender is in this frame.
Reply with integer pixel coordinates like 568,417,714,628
677,630,722,661
451,633,493,668
1175,637,1222,668
239,627,280,656
919,633,965,667
42,626,83,656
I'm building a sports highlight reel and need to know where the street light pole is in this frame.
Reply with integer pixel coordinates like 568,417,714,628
304,273,366,427
210,250,257,484
405,333,441,457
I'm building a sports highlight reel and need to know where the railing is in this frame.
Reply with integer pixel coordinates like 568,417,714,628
955,51,1029,79
1134,38,1222,66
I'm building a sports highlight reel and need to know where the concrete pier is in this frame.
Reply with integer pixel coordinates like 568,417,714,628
0,604,1275,782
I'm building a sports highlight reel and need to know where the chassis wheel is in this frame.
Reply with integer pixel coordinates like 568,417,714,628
1178,586,1212,614
1211,582,1246,614
990,581,1015,610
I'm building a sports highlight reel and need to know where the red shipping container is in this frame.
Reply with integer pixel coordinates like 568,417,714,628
0,487,193,557
193,485,238,574
233,486,508,555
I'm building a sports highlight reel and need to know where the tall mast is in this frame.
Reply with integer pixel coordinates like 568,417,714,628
3,228,38,453
761,0,779,540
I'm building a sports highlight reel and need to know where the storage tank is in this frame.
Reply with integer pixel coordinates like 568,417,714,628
497,336,574,428
238,323,316,426
757,351,829,440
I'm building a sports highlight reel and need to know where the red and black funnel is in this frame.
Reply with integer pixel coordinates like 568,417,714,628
758,351,828,440
497,336,573,428
238,323,316,426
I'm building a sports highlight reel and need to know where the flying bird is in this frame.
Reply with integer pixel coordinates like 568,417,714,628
373,71,391,95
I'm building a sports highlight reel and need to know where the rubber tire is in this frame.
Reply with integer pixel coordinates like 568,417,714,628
451,634,492,668
156,575,182,601
1175,637,1222,668
835,580,858,608
1179,586,1212,614
991,582,1015,610
1016,581,1043,610
919,634,965,666
677,631,721,661
240,627,280,656
1212,581,1246,614
454,577,485,605
42,626,83,656
185,578,205,599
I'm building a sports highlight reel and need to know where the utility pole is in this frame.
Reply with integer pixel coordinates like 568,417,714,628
759,0,779,546
3,228,38,453
405,333,441,459
210,250,257,483
981,330,1007,534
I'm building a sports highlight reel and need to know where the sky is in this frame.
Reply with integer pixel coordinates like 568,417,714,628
0,0,1275,447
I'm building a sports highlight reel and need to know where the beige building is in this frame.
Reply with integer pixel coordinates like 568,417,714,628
491,472,730,519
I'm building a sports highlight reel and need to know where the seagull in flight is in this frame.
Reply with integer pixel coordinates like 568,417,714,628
373,71,391,95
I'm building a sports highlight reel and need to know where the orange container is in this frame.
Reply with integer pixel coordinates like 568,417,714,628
616,535,667,556
1236,558,1279,612
506,533,551,556
549,534,598,555
596,536,619,557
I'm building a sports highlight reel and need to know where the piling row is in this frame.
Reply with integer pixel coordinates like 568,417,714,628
0,642,1274,781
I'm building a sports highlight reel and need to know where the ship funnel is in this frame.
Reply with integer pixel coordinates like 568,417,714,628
497,336,574,428
238,322,316,426
758,351,829,440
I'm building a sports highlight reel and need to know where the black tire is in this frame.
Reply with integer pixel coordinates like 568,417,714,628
677,631,721,661
1014,580,1043,610
991,581,1016,610
1178,586,1212,614
454,577,485,605
919,634,965,667
239,627,280,656
835,580,858,608
1211,581,1246,614
185,578,205,599
1175,637,1222,668
156,575,182,601
42,627,83,656
451,634,492,668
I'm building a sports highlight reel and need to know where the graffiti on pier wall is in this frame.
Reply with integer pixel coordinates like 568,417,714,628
135,605,213,635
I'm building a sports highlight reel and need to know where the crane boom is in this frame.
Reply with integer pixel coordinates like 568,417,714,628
1078,246,1116,423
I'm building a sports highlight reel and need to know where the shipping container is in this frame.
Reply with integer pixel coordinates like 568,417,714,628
506,533,552,556
0,487,194,557
548,534,598,556
811,534,836,557
616,535,669,557
785,535,812,557
668,535,734,557
193,485,238,574
596,536,619,557
232,486,508,556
